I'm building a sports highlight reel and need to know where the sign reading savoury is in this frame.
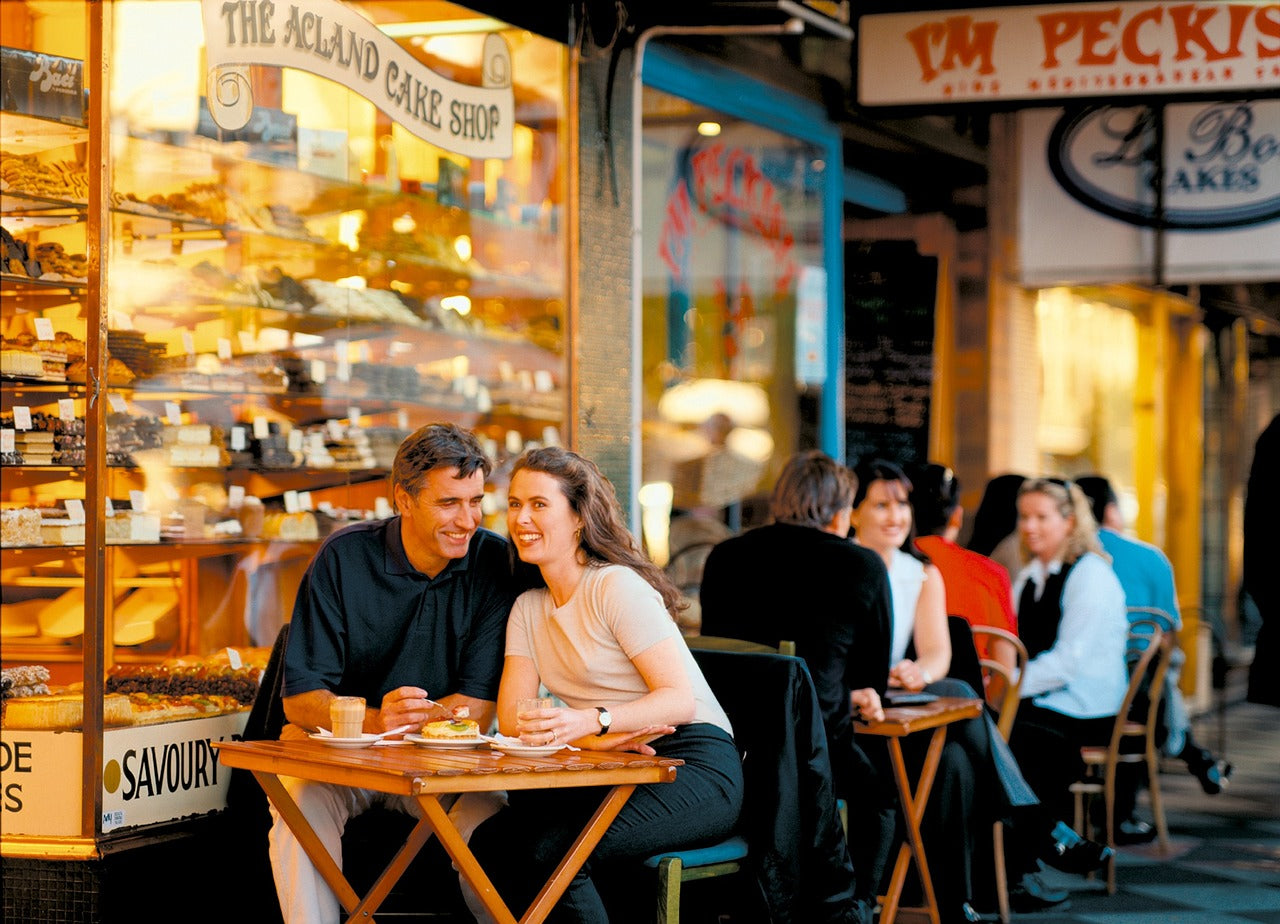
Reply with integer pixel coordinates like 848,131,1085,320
843,240,937,470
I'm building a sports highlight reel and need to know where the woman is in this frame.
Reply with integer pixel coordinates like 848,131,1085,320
1006,478,1128,884
852,459,951,691
966,473,1028,581
468,447,744,924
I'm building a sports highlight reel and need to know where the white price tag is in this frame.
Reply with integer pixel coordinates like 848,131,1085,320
347,406,361,425
476,386,492,413
374,496,393,519
182,331,196,355
129,490,148,512
396,409,409,431
34,318,55,341
317,500,335,515
13,407,31,430
505,430,522,454
225,647,243,670
105,497,115,517
533,370,554,393
298,491,313,511
517,370,534,392
1,429,13,452
108,393,127,412
283,490,300,514
228,485,245,509
65,498,85,524
230,426,247,451
253,416,269,439
238,330,256,351
165,402,182,425
327,418,344,440
543,426,561,446
308,431,326,453
287,429,303,452
58,398,76,421
336,355,350,383
311,359,326,384
217,338,233,360
497,360,514,381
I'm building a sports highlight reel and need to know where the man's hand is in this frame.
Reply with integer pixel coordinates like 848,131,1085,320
851,687,884,724
379,686,449,733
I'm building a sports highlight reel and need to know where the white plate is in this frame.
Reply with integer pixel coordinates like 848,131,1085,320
404,734,486,749
308,733,379,749
488,741,567,756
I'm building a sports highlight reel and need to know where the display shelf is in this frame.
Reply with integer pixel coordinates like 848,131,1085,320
0,272,87,292
0,110,88,155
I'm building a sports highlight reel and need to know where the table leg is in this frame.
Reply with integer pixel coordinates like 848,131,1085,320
417,783,637,924
254,770,363,915
878,727,948,924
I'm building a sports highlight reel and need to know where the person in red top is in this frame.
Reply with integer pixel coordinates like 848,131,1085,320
911,463,1020,699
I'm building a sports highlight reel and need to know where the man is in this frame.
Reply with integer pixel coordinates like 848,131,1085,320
270,423,532,924
1076,475,1232,835
699,450,892,915
1245,414,1279,707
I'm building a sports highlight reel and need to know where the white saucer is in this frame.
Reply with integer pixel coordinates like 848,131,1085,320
488,741,567,757
404,734,486,749
309,733,379,749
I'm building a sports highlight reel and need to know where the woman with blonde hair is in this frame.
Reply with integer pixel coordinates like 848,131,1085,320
1004,477,1128,896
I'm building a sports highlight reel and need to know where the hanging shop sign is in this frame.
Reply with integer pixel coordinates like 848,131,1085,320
858,1,1280,106
0,46,85,125
201,0,513,159
1018,99,1280,284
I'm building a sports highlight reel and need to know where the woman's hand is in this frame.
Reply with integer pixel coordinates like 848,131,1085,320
516,704,601,747
576,725,677,754
888,658,932,692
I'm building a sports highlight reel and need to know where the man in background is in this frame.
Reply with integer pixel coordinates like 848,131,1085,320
1077,475,1232,842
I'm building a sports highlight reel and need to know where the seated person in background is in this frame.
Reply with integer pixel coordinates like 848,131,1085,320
910,463,1020,701
271,424,532,924
1076,476,1232,824
1005,478,1125,900
699,450,893,915
854,459,1038,922
467,447,743,924
965,473,1028,581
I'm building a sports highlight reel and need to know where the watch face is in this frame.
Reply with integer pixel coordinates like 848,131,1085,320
597,707,612,731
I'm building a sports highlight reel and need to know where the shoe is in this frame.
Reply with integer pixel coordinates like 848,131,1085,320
1115,816,1157,845
1193,759,1234,795
1009,873,1071,913
1042,821,1114,874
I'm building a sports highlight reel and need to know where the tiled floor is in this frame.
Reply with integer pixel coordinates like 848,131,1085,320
1021,699,1280,924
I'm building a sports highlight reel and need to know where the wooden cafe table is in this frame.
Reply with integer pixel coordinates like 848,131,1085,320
855,696,984,924
213,738,682,924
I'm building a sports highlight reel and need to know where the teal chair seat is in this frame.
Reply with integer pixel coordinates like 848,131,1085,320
644,835,749,924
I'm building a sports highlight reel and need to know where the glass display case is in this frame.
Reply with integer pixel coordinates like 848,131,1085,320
1,0,568,866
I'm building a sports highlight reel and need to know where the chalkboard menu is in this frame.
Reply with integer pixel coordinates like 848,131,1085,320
843,240,938,469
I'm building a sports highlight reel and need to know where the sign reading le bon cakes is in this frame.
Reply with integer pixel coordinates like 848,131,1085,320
202,0,513,159
859,1,1280,105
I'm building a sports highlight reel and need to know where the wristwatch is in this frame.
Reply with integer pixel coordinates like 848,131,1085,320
595,706,612,736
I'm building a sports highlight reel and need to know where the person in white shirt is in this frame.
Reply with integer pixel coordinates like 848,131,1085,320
1005,478,1127,888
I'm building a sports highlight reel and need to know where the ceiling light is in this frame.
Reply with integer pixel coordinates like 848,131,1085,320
697,121,721,137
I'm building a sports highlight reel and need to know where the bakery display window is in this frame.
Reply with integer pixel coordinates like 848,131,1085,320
2,0,568,848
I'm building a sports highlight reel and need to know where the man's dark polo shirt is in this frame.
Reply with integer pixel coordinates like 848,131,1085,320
283,519,528,705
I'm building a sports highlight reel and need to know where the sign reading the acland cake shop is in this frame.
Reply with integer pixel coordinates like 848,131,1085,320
858,2,1280,106
201,0,513,159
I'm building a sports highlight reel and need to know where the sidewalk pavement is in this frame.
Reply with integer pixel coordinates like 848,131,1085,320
1025,698,1280,924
